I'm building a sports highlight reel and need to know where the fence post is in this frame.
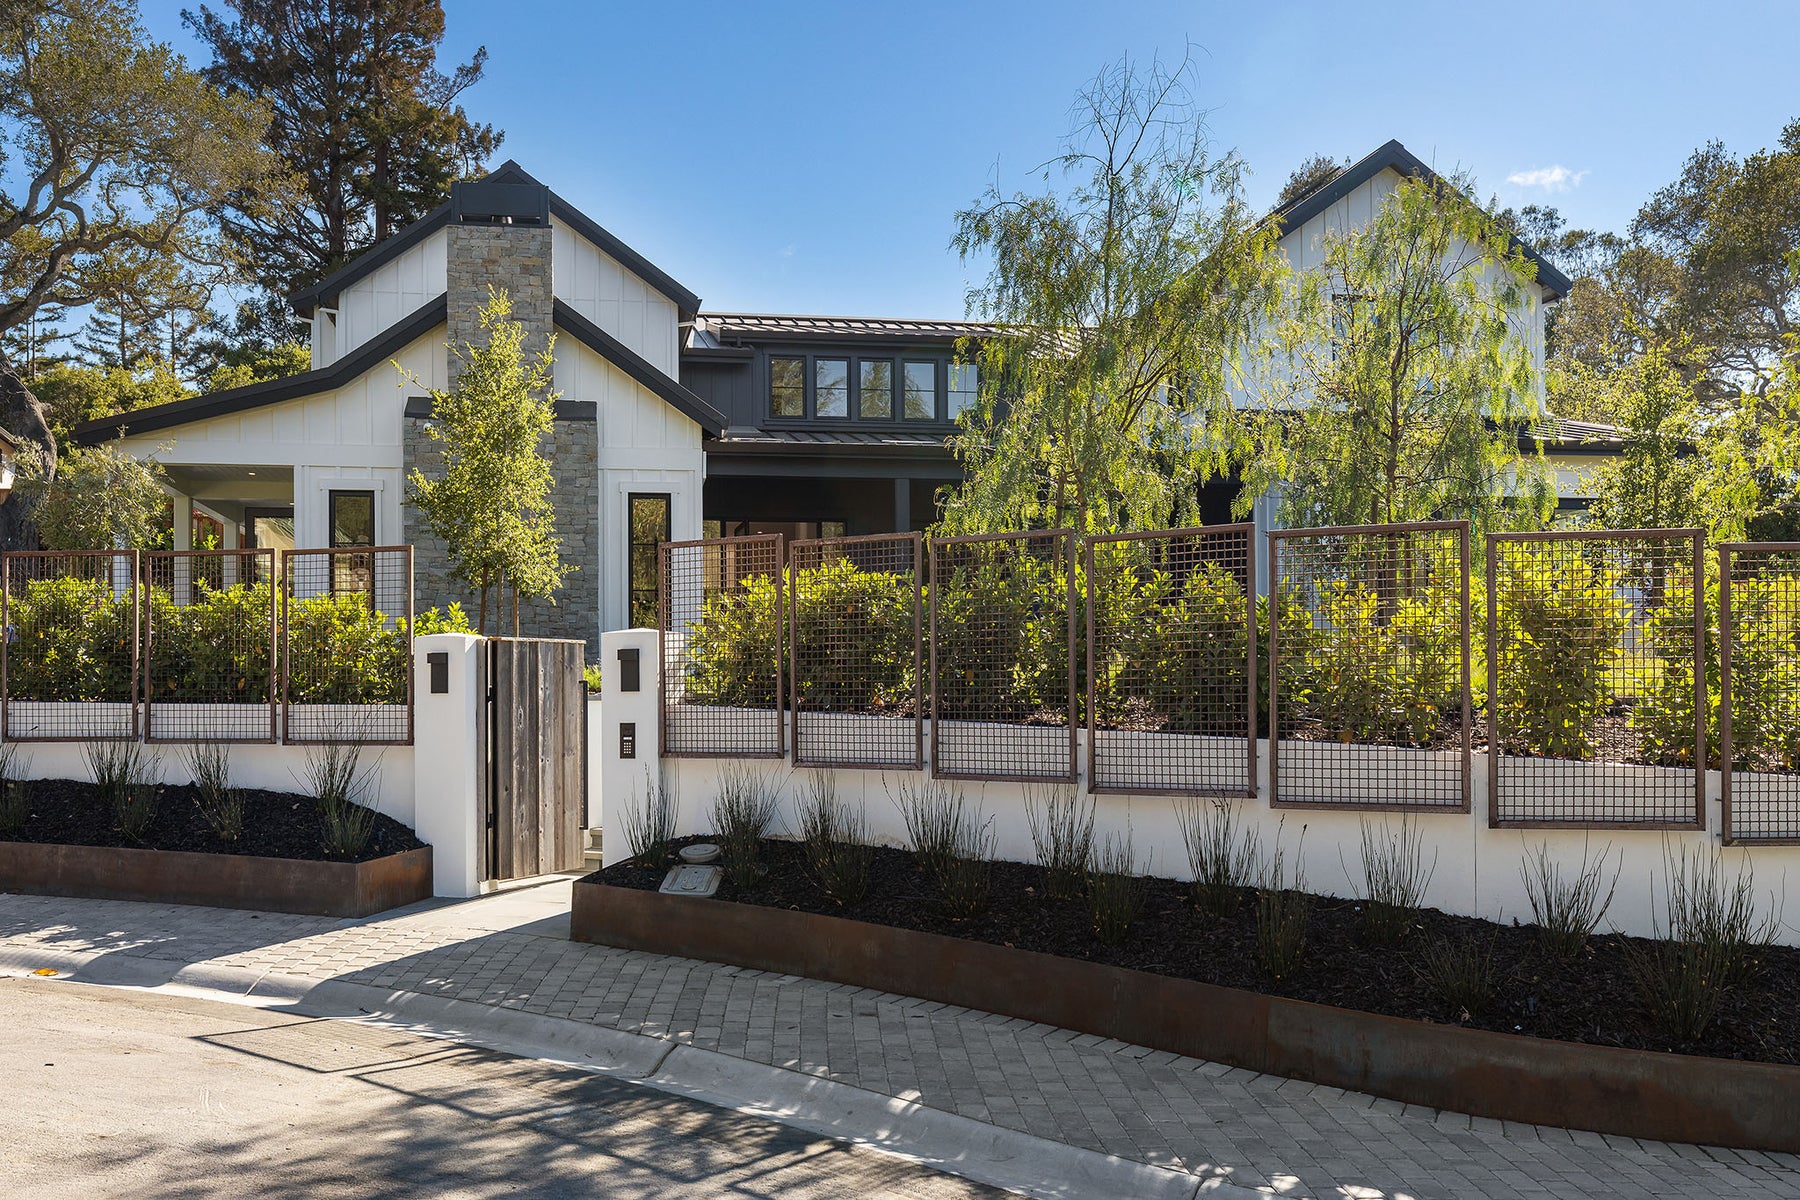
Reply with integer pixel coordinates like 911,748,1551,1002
599,626,661,867
411,632,484,897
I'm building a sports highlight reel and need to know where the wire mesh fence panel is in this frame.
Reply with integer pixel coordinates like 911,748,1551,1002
789,532,922,769
1086,526,1255,795
1720,543,1800,843
1,551,141,741
660,534,785,758
282,546,414,744
144,550,278,742
930,530,1076,782
1267,522,1471,810
1486,530,1704,828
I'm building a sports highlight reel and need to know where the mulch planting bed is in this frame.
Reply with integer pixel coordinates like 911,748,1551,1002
0,777,422,863
597,836,1800,1066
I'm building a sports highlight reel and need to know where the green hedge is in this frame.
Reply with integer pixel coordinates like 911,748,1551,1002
6,576,137,702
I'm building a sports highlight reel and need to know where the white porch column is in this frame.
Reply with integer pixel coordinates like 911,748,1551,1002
170,492,193,605
411,632,485,897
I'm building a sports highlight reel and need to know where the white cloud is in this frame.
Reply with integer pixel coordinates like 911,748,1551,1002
1505,165,1588,192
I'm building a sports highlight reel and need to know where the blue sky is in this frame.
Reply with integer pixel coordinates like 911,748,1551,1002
138,0,1800,319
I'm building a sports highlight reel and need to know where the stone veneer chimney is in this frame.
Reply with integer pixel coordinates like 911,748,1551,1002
404,178,600,653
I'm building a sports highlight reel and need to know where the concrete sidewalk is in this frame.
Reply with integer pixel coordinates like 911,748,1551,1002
3,881,1796,1199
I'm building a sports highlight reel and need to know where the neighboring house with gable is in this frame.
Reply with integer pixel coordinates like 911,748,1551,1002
72,146,1627,655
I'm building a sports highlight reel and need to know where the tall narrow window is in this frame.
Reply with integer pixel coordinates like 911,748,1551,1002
327,490,375,596
629,493,672,629
948,363,979,420
328,491,375,546
859,360,893,419
770,356,805,417
815,359,848,417
902,361,936,420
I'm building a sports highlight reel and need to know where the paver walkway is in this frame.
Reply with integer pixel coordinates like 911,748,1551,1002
3,881,1795,1199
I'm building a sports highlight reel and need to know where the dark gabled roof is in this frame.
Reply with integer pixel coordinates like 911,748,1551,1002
691,313,1002,346
1269,140,1574,301
715,428,951,451
552,300,725,437
71,297,449,446
289,161,702,319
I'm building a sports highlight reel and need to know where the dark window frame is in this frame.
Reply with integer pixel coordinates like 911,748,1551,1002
628,492,672,629
328,490,376,548
769,355,807,419
947,361,979,422
901,360,939,421
813,357,850,419
858,358,895,420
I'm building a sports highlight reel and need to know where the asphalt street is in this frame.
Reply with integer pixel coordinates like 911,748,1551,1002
0,976,1009,1200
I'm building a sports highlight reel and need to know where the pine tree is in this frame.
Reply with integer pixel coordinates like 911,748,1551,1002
184,0,503,304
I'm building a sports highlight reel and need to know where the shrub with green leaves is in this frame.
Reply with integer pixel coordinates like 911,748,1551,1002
6,576,136,702
1095,560,1249,735
790,558,916,714
1633,574,1711,767
144,581,276,702
682,571,782,708
285,592,408,704
407,603,474,637
931,550,1069,723
1491,547,1629,759
1714,572,1800,772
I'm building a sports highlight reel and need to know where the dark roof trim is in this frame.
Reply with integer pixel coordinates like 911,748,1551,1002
1269,140,1574,300
552,299,726,436
290,161,702,318
709,437,953,460
405,395,596,423
681,345,756,361
72,297,448,445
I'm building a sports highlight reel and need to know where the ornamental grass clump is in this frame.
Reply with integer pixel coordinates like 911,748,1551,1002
709,761,781,884
1519,838,1619,959
1255,824,1310,980
621,768,679,869
184,742,244,843
1175,795,1260,918
0,743,29,836
1627,844,1781,1043
302,742,379,859
1086,830,1145,945
1346,815,1437,944
86,739,161,843
798,773,870,906
1024,782,1094,901
1416,933,1497,1020
938,807,996,920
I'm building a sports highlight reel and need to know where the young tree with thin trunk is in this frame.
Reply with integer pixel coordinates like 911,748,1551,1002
1240,172,1554,534
404,289,565,633
941,53,1284,535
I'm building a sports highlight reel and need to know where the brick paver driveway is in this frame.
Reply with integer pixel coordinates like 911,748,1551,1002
3,883,1795,1199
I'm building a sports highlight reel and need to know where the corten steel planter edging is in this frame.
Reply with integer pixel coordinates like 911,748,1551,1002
0,842,432,918
571,880,1800,1153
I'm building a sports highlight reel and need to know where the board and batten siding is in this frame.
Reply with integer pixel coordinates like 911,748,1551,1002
119,324,445,550
552,223,681,380
556,336,704,631
315,227,449,370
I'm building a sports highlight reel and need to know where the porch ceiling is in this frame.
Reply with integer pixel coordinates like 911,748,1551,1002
162,464,295,506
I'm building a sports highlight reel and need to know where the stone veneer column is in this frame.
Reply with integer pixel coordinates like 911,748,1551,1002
404,219,601,658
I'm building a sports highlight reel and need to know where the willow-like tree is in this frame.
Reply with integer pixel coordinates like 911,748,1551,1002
1240,172,1554,533
404,289,565,633
941,55,1283,535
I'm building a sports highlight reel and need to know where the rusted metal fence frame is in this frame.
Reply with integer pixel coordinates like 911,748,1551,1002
143,548,279,743
1720,542,1800,844
1485,528,1705,830
658,533,786,759
1266,521,1473,812
788,531,924,770
928,529,1078,783
280,545,415,746
1084,525,1257,797
0,550,142,741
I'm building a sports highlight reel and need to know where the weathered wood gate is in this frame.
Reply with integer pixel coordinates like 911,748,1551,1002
483,638,588,881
